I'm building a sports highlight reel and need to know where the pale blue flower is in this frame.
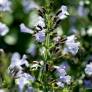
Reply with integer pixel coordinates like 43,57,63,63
35,30,45,42
10,52,29,69
8,52,29,78
26,44,36,56
57,75,71,87
56,66,66,76
85,63,92,76
55,64,71,87
77,1,88,17
59,62,70,71
35,16,45,30
64,35,80,55
58,5,69,20
20,23,34,34
83,79,92,89
60,75,71,85
22,0,39,13
0,22,9,36
15,73,35,92
8,53,35,91
0,0,11,12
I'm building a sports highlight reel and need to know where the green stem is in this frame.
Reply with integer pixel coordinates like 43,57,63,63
42,34,50,92
41,1,53,91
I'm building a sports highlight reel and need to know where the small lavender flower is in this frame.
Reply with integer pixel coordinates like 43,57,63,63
8,52,35,91
77,1,88,17
0,22,9,36
59,62,70,71
56,66,66,76
20,23,34,34
57,75,71,87
35,30,45,42
64,35,80,55
35,16,45,30
83,79,92,89
0,0,11,12
26,43,36,56
8,52,29,78
57,5,69,20
10,52,29,68
55,64,71,87
60,75,71,85
15,73,35,92
85,62,92,76
22,0,39,13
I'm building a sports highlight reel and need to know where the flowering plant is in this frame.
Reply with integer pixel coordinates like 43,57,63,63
0,0,92,92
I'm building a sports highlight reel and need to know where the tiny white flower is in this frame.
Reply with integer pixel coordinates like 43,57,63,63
87,27,92,36
85,63,92,76
66,35,75,43
39,47,46,55
0,0,11,12
31,63,40,70
80,28,86,36
40,60,44,65
63,75,71,85
56,81,64,87
0,22,9,36
60,5,69,15
20,23,34,34
58,13,67,20
64,35,80,55
58,5,69,20
53,36,61,43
